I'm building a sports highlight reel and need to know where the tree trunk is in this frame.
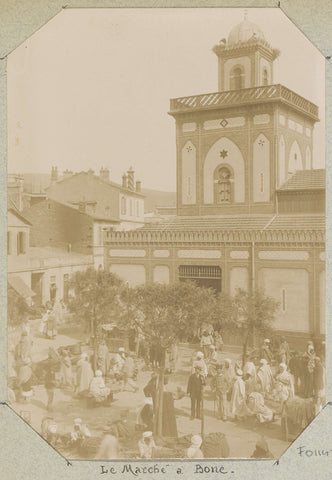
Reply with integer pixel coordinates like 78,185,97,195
200,394,205,439
242,328,251,368
155,348,166,438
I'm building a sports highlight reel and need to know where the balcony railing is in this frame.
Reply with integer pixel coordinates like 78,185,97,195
169,84,319,120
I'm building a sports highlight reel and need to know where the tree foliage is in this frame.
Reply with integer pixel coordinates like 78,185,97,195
233,288,279,365
120,281,221,351
7,287,31,327
68,268,125,336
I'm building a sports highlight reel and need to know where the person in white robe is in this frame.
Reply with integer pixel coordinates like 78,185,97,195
257,359,273,395
89,370,111,403
275,363,294,400
230,370,247,420
76,353,94,394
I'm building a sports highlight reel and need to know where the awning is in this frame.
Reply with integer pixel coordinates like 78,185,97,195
8,276,36,299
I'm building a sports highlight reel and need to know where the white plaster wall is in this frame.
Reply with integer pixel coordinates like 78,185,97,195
224,57,251,90
258,268,309,332
182,141,196,205
204,137,245,204
278,135,286,187
153,266,170,284
119,194,144,223
305,146,312,170
288,140,303,176
230,267,249,295
109,264,146,287
253,133,270,202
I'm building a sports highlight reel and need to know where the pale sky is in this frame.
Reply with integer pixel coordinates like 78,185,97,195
7,8,325,191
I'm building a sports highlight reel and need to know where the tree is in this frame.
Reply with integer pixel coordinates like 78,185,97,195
233,288,279,367
7,287,31,327
68,268,125,366
119,281,221,437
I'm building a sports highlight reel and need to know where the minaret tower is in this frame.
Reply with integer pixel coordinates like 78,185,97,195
213,10,280,91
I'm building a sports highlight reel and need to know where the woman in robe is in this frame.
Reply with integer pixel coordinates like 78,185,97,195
275,363,294,400
303,344,316,398
76,353,94,395
257,359,273,395
97,340,110,376
59,349,73,388
89,370,111,403
243,361,257,383
247,391,274,423
230,370,247,420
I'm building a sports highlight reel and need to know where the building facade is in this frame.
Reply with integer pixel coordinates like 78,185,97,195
104,15,325,346
8,206,93,306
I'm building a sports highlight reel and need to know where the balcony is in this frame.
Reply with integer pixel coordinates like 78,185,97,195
169,84,319,121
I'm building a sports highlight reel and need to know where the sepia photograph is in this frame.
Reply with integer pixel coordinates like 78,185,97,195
6,6,326,461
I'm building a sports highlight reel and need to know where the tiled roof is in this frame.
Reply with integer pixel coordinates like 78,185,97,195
140,214,273,231
266,214,325,230
278,169,325,191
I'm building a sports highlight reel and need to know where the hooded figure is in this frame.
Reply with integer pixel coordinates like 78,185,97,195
257,359,273,395
251,436,274,458
138,431,156,459
186,435,204,459
89,370,111,403
76,353,94,394
247,392,274,423
275,363,294,400
230,370,247,420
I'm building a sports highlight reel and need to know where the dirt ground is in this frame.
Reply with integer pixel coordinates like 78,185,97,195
9,319,292,459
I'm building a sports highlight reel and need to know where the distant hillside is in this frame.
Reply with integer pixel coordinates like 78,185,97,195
142,188,176,213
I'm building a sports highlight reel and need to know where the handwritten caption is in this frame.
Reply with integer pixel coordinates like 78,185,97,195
99,464,234,476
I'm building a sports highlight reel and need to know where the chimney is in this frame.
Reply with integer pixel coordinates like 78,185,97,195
135,180,142,193
127,167,135,191
100,167,110,182
51,166,58,184
122,173,128,189
63,169,73,180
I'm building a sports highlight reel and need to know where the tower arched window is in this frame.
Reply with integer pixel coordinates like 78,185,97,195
262,68,268,86
214,166,232,204
230,66,245,90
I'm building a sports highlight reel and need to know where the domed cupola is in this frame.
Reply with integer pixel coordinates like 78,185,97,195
228,15,265,45
213,11,279,92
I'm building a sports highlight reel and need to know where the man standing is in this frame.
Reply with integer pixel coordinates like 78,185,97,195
187,366,205,420
212,364,230,421
260,339,273,364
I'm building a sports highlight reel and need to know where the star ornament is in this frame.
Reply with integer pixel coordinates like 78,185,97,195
219,149,228,158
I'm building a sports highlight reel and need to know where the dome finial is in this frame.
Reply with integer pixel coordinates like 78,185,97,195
244,9,248,20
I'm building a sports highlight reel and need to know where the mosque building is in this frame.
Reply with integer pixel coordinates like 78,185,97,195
104,14,325,345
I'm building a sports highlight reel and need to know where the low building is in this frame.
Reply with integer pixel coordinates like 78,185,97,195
8,205,93,306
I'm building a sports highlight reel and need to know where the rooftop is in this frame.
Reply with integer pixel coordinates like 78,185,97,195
140,214,273,231
169,84,319,121
278,169,325,191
